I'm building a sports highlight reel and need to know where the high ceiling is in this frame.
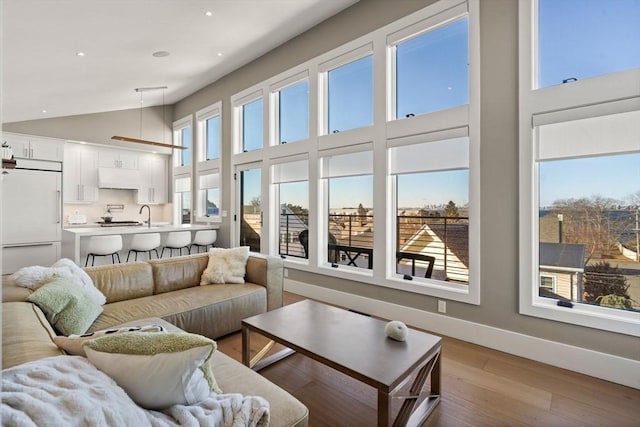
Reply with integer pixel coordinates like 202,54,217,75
1,0,357,123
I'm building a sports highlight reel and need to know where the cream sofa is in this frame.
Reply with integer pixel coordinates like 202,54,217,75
2,252,308,427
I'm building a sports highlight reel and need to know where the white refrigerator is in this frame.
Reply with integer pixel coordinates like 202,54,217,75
1,159,62,274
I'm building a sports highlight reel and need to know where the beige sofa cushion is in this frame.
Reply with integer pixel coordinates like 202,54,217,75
88,284,267,339
2,302,65,369
148,254,209,294
213,351,308,427
85,262,154,303
246,253,284,311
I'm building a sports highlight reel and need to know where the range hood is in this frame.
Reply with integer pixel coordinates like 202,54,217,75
98,167,140,189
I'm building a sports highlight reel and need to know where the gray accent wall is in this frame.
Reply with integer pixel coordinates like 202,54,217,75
4,0,638,360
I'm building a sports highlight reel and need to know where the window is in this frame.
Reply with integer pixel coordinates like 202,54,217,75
394,17,469,118
390,137,470,284
173,116,193,169
205,116,220,160
242,98,263,152
198,170,220,221
519,0,640,335
537,0,640,88
179,126,192,166
277,80,309,144
321,149,373,271
536,112,640,312
327,55,373,133
272,159,309,258
174,175,191,225
539,275,556,293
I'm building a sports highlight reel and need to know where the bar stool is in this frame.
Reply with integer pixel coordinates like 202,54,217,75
85,235,122,267
190,230,217,253
127,233,161,262
161,231,191,257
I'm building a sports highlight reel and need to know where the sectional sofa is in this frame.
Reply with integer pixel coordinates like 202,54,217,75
1,252,309,426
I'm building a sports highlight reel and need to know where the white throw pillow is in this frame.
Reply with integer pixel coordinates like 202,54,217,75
84,332,221,410
11,258,106,306
54,324,167,356
10,265,71,290
52,258,106,305
200,246,250,285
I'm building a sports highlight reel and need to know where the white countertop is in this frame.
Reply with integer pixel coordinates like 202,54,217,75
63,223,218,236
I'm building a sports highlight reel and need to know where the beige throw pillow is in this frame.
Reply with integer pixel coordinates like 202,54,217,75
200,246,250,285
54,324,167,356
84,332,221,410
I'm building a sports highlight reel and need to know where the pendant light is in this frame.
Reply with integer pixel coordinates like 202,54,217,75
112,86,185,150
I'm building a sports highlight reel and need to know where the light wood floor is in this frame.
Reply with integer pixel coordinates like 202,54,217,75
216,292,640,427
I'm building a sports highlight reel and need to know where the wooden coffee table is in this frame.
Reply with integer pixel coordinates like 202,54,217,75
242,300,442,427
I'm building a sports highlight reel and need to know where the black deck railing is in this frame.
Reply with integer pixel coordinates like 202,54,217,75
278,213,469,283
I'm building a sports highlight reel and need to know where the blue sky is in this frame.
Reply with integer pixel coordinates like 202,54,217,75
238,1,639,211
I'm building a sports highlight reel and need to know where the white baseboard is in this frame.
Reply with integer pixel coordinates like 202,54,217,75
285,279,640,390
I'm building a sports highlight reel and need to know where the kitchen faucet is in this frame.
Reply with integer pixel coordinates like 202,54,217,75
139,204,151,228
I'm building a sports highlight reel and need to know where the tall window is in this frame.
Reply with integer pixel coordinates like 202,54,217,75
272,160,309,259
520,0,640,335
277,80,309,144
394,17,468,118
537,0,640,88
242,99,263,152
174,175,191,225
327,55,373,133
321,149,373,270
390,137,470,284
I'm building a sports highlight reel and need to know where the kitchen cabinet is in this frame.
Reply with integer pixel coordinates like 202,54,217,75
2,242,62,274
98,148,138,169
2,132,63,162
63,143,99,203
138,153,168,204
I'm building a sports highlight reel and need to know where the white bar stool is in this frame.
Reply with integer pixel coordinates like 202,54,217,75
127,233,161,262
161,231,191,257
190,230,217,253
85,235,123,267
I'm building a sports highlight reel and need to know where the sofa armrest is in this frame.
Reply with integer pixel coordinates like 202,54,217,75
245,253,284,311
2,276,32,302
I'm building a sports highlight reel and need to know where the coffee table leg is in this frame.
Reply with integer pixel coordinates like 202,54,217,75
242,326,251,366
378,391,392,427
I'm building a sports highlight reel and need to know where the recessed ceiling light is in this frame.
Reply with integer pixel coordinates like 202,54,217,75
152,51,170,58
204,11,213,16
41,109,47,113
76,52,85,57
217,52,223,57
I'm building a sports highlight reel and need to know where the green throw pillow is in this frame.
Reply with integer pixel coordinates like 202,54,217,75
84,332,221,410
27,277,103,336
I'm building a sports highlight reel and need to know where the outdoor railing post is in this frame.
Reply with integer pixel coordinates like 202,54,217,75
443,217,448,277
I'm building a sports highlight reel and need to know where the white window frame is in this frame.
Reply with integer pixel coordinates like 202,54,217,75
318,43,374,138
173,173,192,225
172,116,193,171
227,0,480,305
195,167,221,224
518,0,640,336
196,101,222,164
269,71,310,146
269,154,310,262
232,90,265,156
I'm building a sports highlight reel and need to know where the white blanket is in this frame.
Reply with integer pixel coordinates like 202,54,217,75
1,356,270,427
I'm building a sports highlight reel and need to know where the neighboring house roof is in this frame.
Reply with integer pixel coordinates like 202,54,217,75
399,223,469,282
539,242,586,272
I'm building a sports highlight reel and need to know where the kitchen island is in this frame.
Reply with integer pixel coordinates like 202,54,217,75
62,224,219,266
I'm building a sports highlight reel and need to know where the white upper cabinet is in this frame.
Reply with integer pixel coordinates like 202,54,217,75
2,132,63,162
98,148,139,169
138,153,168,204
63,143,99,203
